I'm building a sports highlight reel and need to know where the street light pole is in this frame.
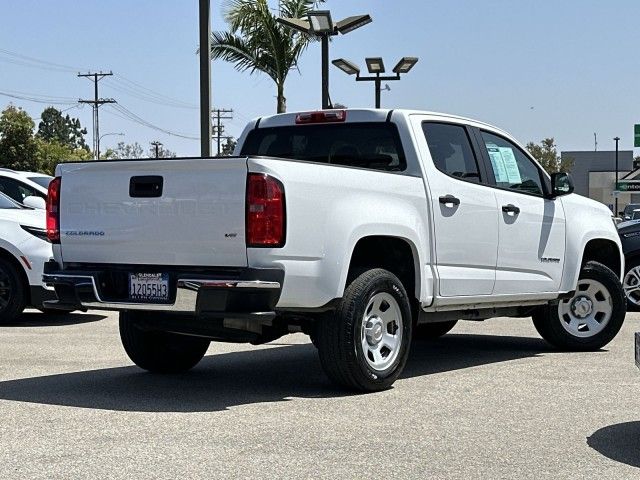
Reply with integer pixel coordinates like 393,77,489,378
97,132,124,159
615,136,620,215
199,0,212,158
321,35,330,109
277,12,372,111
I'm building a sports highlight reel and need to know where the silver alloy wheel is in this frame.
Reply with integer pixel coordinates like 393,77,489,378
558,279,613,338
361,292,403,372
623,266,640,306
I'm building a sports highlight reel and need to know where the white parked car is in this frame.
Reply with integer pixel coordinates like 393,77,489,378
0,169,51,208
44,109,626,391
0,191,56,323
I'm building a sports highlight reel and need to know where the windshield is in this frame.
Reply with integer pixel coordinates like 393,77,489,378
241,123,406,172
0,192,21,209
28,176,53,189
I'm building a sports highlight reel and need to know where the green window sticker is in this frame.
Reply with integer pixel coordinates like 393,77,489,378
498,147,522,184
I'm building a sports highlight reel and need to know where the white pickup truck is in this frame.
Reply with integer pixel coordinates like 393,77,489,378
43,109,626,391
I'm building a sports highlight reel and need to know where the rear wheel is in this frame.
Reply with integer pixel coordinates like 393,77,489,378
0,258,26,324
119,312,210,373
532,261,625,350
316,268,412,392
414,320,458,340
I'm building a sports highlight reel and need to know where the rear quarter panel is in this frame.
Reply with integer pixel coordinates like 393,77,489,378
246,158,432,309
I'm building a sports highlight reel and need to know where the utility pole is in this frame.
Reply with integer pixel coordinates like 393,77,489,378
614,136,620,215
594,132,598,152
150,141,163,159
212,108,233,155
199,0,212,158
78,71,116,160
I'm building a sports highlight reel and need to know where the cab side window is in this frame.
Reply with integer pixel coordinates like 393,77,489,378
0,178,42,204
422,123,481,183
480,131,545,196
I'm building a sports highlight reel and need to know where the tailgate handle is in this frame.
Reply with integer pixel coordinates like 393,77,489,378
129,176,163,198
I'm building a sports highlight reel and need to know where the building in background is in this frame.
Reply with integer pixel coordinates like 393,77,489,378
561,150,635,214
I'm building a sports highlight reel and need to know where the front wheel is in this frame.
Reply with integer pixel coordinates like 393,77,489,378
119,312,210,373
316,268,412,392
532,261,626,351
622,257,640,311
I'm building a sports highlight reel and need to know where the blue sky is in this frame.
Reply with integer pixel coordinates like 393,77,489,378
1,0,638,157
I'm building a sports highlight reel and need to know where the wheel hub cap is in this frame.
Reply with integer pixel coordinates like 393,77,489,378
365,318,384,346
557,279,612,338
571,296,593,318
360,292,403,372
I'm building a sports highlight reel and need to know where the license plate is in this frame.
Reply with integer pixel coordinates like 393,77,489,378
129,273,169,302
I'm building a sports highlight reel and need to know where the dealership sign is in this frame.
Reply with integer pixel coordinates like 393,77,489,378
617,181,640,192
636,124,640,148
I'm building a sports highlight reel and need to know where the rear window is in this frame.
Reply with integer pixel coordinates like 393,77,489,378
28,176,53,189
240,123,406,172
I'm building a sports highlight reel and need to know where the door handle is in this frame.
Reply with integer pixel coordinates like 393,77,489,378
129,176,163,198
502,204,520,215
439,195,460,206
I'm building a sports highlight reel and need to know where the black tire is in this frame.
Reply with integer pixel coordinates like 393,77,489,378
0,258,26,324
621,257,640,311
532,261,626,351
119,312,210,373
414,320,458,340
316,268,412,392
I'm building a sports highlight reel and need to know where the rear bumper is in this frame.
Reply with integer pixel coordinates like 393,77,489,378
42,261,283,321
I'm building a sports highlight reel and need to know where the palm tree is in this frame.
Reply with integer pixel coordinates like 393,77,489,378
211,0,324,113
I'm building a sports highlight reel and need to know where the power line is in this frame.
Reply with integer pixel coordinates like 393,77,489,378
111,74,198,108
107,104,199,140
0,89,77,105
78,71,116,159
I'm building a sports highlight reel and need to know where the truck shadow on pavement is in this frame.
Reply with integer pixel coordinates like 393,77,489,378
587,421,640,468
0,333,552,413
4,312,107,327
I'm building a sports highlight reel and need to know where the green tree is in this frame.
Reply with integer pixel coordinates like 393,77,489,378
211,0,324,113
526,138,574,175
103,141,145,160
36,139,92,175
37,107,88,151
0,105,39,171
221,137,237,156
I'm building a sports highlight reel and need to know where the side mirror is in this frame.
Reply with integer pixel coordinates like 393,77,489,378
550,172,574,198
22,196,46,210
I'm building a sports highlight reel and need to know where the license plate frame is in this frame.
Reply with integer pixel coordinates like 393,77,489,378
128,273,170,303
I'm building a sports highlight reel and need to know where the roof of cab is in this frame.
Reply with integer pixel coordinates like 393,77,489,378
255,108,512,138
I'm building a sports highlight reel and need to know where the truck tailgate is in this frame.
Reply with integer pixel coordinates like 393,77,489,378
57,158,248,267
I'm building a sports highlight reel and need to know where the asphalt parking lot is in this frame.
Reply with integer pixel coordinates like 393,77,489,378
1,310,639,479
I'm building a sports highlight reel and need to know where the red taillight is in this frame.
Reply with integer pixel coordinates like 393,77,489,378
46,176,61,243
295,110,347,124
246,173,285,247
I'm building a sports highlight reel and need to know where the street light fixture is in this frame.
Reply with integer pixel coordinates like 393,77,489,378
365,57,385,74
97,132,124,159
333,56,419,109
277,11,372,110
